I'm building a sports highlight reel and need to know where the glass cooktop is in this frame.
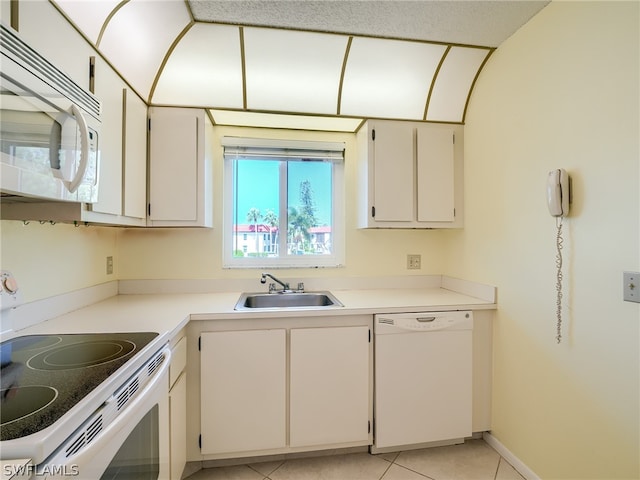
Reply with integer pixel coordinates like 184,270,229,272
0,332,158,441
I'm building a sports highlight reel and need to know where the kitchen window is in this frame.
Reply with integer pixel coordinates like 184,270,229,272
222,137,345,268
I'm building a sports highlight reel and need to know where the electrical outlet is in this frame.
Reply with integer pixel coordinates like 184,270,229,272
106,256,114,275
407,254,421,270
623,271,639,303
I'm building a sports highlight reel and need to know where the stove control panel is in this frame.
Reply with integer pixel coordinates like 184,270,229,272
0,270,22,311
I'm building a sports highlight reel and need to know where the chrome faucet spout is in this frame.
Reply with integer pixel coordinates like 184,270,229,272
260,272,290,292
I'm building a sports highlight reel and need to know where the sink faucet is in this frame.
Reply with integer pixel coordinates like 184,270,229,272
260,272,290,293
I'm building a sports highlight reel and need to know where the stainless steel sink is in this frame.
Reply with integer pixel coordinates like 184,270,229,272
234,291,344,310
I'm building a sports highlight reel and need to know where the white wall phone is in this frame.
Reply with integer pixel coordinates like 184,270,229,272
548,168,571,344
547,168,570,217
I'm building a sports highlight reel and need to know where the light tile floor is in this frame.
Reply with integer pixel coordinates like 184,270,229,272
184,439,526,480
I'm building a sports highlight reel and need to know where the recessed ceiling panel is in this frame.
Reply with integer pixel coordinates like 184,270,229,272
209,110,362,132
340,37,447,120
152,24,243,108
52,0,120,43
244,28,349,114
99,0,191,100
426,47,491,123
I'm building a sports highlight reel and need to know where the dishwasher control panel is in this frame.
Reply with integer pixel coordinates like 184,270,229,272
375,311,472,333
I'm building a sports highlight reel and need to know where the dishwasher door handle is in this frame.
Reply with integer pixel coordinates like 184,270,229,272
416,317,436,322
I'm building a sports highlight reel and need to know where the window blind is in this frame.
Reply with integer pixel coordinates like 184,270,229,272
222,137,345,161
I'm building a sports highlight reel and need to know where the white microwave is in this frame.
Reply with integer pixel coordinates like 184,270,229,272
0,23,101,203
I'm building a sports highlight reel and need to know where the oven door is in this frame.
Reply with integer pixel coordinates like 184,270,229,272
39,349,170,480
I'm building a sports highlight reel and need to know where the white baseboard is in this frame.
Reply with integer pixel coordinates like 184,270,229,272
442,276,496,303
482,432,540,480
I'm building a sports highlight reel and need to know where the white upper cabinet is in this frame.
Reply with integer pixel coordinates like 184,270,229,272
147,107,213,227
357,119,463,229
91,57,123,217
122,89,148,220
85,61,147,224
416,127,455,222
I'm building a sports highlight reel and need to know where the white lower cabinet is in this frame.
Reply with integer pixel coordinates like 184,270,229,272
198,320,372,458
290,326,370,447
200,330,287,455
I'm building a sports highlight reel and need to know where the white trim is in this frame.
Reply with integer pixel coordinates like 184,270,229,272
442,276,496,303
221,136,345,152
483,432,540,480
0,281,118,337
117,275,492,295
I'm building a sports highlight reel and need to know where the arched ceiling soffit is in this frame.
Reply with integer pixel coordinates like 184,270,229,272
51,0,550,124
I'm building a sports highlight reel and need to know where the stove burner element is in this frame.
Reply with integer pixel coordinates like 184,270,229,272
1,385,58,425
0,332,159,443
28,340,136,370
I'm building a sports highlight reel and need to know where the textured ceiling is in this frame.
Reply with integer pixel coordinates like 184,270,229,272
188,0,551,48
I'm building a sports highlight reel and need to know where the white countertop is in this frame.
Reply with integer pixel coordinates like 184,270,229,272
11,286,495,346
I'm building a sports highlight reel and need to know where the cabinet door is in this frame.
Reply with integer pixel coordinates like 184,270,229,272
417,127,455,222
148,107,199,222
290,326,370,447
200,330,287,455
169,372,187,480
123,89,147,219
372,122,414,222
91,58,124,215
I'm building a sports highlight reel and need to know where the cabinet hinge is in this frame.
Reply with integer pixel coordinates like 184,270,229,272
199,434,202,449
371,206,376,218
371,129,375,141
368,421,371,434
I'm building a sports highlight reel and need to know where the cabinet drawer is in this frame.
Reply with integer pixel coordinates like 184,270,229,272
170,336,187,389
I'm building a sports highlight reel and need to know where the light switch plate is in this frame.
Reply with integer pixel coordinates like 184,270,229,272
623,271,639,303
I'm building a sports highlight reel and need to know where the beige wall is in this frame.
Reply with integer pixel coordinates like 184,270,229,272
0,221,118,303
444,1,639,478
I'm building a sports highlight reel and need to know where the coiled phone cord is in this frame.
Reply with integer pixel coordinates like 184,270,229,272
555,216,564,344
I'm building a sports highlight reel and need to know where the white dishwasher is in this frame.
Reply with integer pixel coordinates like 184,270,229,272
372,311,473,453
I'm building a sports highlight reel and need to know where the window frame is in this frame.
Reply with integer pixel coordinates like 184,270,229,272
222,137,345,269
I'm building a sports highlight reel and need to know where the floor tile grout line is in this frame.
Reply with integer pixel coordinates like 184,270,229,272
378,457,395,480
494,456,502,480
388,461,437,480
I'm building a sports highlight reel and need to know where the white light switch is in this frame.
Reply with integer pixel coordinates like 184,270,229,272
623,271,639,303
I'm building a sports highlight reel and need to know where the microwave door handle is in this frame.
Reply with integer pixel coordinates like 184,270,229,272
67,104,89,193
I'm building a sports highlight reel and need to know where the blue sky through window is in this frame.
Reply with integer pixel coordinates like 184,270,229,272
235,159,332,226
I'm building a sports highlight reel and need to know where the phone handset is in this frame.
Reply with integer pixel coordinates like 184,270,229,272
548,168,571,344
547,168,570,217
